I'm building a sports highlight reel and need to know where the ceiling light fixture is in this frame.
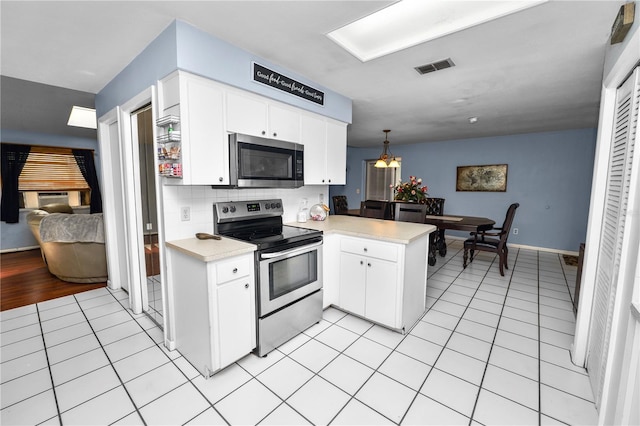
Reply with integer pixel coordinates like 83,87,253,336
375,130,400,168
327,0,547,62
67,106,97,129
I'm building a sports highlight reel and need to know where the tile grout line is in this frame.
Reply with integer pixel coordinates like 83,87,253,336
467,248,519,425
35,303,63,426
538,250,542,426
65,290,148,426
398,248,498,426
108,289,233,426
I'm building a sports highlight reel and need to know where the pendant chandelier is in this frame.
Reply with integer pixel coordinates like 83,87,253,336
374,129,400,168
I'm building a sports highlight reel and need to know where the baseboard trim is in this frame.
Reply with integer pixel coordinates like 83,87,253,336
1,246,40,254
445,235,580,257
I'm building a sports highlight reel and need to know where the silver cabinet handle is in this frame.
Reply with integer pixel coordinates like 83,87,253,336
261,130,266,135
260,241,323,259
273,132,277,137
364,248,368,252
244,283,249,289
233,268,238,273
368,263,371,267
219,177,223,182
360,260,363,265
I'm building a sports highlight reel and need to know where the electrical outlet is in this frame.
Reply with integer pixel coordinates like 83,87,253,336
146,223,153,231
181,206,190,221
356,188,360,194
513,228,519,235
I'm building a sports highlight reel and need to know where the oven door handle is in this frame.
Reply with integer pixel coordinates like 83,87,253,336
260,241,323,260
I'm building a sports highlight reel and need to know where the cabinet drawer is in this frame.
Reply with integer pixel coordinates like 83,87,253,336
216,255,254,284
340,237,398,262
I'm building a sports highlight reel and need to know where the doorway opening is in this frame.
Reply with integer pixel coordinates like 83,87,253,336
132,104,164,326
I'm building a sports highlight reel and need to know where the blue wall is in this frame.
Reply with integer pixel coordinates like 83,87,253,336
1,130,101,251
331,128,597,252
96,20,352,124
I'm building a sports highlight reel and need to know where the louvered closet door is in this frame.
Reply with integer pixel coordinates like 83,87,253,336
587,67,639,407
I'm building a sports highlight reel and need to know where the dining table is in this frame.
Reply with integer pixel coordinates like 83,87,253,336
423,214,495,264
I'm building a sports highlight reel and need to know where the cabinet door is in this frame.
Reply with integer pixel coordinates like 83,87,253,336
226,91,268,137
216,277,255,368
301,114,328,184
181,76,228,185
339,252,366,316
269,104,300,142
365,258,398,327
325,120,347,185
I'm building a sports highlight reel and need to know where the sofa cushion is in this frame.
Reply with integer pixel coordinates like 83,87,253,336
40,213,105,243
41,203,74,214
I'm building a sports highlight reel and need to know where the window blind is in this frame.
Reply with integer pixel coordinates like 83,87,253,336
18,146,90,191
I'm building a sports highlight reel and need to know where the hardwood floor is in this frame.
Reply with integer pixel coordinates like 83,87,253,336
0,249,106,312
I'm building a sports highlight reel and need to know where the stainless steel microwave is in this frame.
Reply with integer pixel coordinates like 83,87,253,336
226,133,304,188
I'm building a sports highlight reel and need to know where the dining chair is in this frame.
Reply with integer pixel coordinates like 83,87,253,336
423,198,446,256
360,200,390,219
332,195,349,215
394,202,439,266
463,203,520,276
394,203,428,223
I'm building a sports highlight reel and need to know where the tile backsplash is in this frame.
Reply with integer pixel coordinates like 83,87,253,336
161,185,328,241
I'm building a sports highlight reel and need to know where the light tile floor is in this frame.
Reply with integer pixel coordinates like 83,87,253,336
1,240,598,425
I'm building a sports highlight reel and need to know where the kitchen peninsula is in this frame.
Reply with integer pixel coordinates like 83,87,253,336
289,215,435,333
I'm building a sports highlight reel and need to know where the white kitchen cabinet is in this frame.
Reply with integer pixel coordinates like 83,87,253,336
226,91,301,142
301,114,347,185
337,235,427,332
158,72,228,185
322,233,340,309
169,249,256,377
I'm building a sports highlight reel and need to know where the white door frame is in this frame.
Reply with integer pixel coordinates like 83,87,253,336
572,27,640,423
97,87,160,315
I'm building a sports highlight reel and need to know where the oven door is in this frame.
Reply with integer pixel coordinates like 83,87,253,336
258,238,323,316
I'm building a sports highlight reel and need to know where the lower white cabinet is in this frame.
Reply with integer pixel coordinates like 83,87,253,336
338,235,428,332
169,250,256,377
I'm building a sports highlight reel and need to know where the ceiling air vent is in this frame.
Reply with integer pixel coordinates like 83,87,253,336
415,58,455,75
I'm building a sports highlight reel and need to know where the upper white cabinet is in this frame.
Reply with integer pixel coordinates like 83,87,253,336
302,114,347,185
159,71,347,186
226,91,301,143
159,72,229,185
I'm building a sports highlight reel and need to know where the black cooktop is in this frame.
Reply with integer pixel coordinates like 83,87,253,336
226,224,322,250
214,199,322,250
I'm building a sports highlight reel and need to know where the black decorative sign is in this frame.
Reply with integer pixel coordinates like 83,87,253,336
253,63,324,105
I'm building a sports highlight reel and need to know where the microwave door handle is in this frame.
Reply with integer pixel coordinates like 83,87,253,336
260,241,323,259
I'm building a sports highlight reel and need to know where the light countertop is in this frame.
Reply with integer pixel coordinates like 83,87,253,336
166,237,256,262
287,215,435,244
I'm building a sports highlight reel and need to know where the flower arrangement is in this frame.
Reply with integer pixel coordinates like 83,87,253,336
392,176,429,203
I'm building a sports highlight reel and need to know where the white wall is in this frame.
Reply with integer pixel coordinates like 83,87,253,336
161,185,328,241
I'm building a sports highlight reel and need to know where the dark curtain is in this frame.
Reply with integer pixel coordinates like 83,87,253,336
1,143,31,223
73,149,103,214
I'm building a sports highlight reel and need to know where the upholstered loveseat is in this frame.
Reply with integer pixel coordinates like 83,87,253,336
27,204,108,283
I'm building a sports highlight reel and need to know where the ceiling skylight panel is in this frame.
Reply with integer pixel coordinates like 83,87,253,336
327,0,547,62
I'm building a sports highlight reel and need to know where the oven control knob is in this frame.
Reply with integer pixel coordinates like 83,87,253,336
276,202,281,208
265,203,270,209
230,206,236,213
222,206,229,214
272,203,277,209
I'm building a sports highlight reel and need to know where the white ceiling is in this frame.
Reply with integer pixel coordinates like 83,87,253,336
0,1,623,147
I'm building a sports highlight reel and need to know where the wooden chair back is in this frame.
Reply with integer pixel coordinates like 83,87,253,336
360,200,390,219
394,203,428,223
332,195,349,215
423,198,445,216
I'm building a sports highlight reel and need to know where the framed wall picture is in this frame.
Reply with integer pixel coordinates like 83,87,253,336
456,164,508,192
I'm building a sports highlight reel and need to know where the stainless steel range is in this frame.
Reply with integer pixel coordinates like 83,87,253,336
214,199,323,356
